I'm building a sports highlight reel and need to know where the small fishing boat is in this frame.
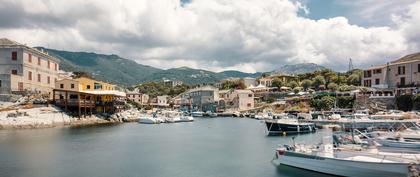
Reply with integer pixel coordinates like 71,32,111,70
191,111,204,117
273,138,420,177
265,119,316,135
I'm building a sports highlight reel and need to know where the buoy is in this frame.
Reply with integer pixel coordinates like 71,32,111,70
282,132,286,136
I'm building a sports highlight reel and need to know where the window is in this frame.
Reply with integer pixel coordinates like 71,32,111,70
11,70,17,75
28,54,32,63
54,63,58,71
38,57,41,65
373,69,382,74
94,83,102,90
11,52,17,60
60,84,64,89
363,70,372,78
418,64,420,72
0,80,1,87
71,84,75,89
375,79,380,85
87,85,91,89
398,66,406,75
47,60,50,69
37,74,41,82
248,94,252,97
28,71,32,80
47,76,50,84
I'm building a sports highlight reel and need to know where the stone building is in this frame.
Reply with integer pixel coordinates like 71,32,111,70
0,38,60,97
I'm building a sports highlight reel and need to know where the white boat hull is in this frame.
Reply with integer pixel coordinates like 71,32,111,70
275,152,413,177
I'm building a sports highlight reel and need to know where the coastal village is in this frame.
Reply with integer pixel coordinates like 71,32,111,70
3,38,420,176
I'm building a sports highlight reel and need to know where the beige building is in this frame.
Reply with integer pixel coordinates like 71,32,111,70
362,52,420,89
126,88,149,105
0,38,60,96
219,89,254,111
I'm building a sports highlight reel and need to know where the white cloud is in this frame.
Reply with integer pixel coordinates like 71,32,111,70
0,0,419,73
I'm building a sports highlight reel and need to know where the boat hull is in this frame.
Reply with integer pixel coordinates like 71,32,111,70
275,151,413,177
265,121,316,135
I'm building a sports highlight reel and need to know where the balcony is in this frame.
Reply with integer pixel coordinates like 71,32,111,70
371,84,389,89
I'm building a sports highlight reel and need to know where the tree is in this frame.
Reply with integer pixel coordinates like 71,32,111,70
293,87,300,94
328,82,338,91
396,95,413,111
312,75,326,90
347,74,360,86
287,81,299,89
271,78,284,89
301,79,312,91
310,96,335,111
72,71,92,79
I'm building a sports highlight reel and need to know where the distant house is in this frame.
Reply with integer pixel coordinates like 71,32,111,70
0,38,60,97
163,79,183,87
53,77,126,117
180,85,219,112
157,95,170,107
219,89,254,111
126,89,149,105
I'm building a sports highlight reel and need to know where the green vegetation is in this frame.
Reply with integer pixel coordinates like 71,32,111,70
310,95,336,111
396,95,414,111
395,94,420,111
39,47,260,86
136,82,190,97
301,79,312,91
221,79,246,90
337,96,355,109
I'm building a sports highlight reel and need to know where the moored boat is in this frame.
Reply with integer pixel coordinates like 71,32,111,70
273,140,420,177
265,119,316,135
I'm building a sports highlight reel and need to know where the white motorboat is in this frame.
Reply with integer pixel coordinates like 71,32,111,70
191,111,204,117
163,111,182,123
138,116,161,124
205,111,217,117
378,137,420,149
255,112,273,120
398,128,420,140
180,115,194,122
273,138,420,177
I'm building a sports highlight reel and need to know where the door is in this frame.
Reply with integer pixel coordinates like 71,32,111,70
400,77,405,86
18,82,23,91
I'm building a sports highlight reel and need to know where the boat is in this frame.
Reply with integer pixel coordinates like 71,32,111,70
255,112,273,120
163,111,182,123
205,111,217,117
378,137,420,149
397,128,420,140
191,111,204,117
265,119,316,135
273,138,420,177
180,115,194,122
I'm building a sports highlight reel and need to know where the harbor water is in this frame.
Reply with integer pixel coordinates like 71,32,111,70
0,117,333,177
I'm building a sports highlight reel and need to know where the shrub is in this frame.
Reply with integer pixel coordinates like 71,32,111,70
396,95,413,111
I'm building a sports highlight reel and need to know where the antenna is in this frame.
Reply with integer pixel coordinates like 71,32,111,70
348,58,354,72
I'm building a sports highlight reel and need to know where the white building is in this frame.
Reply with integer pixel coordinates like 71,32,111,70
157,95,170,107
0,38,60,97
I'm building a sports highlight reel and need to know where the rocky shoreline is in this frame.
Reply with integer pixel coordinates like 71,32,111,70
0,106,140,130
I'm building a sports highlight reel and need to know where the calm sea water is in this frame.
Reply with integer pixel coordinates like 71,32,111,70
0,117,333,177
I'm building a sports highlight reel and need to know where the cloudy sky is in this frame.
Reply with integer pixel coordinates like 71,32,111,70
1,0,419,73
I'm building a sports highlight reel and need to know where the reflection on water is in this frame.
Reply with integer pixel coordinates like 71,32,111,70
0,117,334,177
